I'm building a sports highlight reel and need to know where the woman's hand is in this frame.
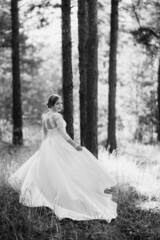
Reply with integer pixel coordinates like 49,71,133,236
75,145,82,151
67,139,82,151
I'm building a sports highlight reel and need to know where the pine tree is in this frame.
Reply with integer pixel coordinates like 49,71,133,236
78,0,88,146
61,0,74,139
86,0,98,157
107,0,119,153
11,0,23,145
157,58,160,140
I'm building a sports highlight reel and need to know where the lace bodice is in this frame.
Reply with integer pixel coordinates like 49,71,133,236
42,112,71,141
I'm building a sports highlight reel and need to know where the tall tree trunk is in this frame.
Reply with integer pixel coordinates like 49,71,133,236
11,0,23,145
78,0,88,146
107,0,119,153
157,57,160,141
61,0,74,139
86,0,98,158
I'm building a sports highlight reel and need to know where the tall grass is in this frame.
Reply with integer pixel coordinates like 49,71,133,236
1,126,160,239
99,144,160,202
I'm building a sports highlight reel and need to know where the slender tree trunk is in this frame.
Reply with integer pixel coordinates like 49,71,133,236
11,0,23,145
86,0,98,158
61,0,74,139
107,0,119,153
157,57,160,141
78,0,88,146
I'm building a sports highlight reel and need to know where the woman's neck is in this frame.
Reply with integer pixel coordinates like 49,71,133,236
49,109,58,113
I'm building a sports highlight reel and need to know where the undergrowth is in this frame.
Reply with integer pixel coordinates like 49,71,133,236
0,132,160,239
1,182,160,240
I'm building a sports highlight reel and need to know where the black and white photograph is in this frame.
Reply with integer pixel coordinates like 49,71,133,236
0,0,160,239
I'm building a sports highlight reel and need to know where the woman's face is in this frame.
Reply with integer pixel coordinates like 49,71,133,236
52,98,63,112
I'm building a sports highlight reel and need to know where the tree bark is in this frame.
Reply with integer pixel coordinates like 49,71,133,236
157,57,160,141
61,0,74,139
107,0,119,153
11,0,23,145
78,0,88,146
86,0,98,158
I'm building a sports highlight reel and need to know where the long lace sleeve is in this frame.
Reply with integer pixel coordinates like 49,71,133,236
53,113,72,141
42,114,47,140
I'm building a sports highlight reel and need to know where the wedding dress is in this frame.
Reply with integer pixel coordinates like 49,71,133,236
8,111,117,222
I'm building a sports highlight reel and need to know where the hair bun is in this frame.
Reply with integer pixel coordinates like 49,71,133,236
47,102,50,108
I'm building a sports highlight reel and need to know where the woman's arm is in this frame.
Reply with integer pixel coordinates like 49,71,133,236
54,113,82,151
67,138,82,151
42,116,47,140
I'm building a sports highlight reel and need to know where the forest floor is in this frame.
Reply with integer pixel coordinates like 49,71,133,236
0,126,160,240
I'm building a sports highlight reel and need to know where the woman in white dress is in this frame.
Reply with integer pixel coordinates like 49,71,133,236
8,94,117,222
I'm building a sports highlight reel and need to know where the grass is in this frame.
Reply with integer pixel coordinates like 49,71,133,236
99,143,160,201
1,126,160,239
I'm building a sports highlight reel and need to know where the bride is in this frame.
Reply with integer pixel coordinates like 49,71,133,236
8,94,117,222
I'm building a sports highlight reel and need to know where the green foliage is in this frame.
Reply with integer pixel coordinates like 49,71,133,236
131,27,159,53
0,0,11,48
0,1,47,122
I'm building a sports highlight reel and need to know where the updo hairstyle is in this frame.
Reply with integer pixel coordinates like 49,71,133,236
47,94,60,108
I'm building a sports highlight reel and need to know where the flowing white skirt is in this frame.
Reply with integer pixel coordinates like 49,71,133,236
8,129,117,222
